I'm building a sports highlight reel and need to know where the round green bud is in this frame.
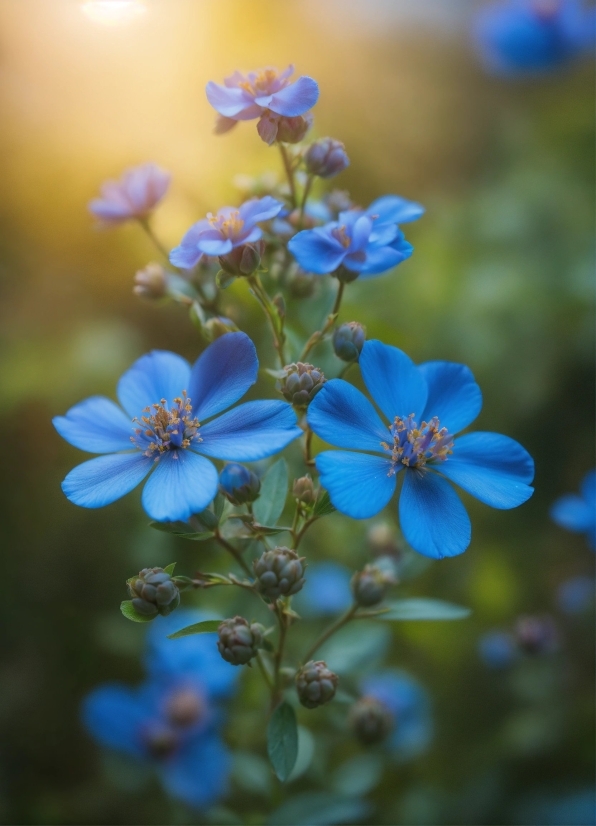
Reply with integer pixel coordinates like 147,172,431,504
277,362,326,409
349,696,394,745
217,616,265,666
253,547,307,600
128,567,180,617
350,564,396,607
295,660,339,709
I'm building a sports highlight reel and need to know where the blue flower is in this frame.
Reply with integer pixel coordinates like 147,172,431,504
360,670,433,761
551,469,596,549
169,196,283,270
478,630,517,668
89,163,171,226
556,575,594,614
473,0,595,76
307,339,534,559
293,562,353,618
83,675,230,810
287,195,424,279
54,332,301,522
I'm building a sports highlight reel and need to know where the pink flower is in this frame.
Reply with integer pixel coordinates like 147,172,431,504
89,163,171,226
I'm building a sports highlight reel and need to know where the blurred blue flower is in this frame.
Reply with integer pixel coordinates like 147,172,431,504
556,575,594,614
54,333,301,522
478,630,517,668
307,340,534,559
293,562,353,618
169,197,283,270
206,66,319,132
89,163,170,226
83,676,230,810
473,0,595,76
551,469,596,549
360,670,433,761
288,196,423,278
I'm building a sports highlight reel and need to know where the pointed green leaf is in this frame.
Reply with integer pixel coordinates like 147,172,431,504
120,600,156,623
193,508,219,530
163,562,176,576
378,598,471,621
149,522,214,541
253,459,288,527
313,489,336,518
167,619,221,639
267,701,298,782
213,493,228,522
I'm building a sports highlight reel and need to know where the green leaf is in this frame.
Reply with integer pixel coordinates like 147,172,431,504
120,600,155,623
163,562,176,576
318,621,391,675
167,619,221,639
149,522,214,541
253,459,288,527
287,726,316,782
267,792,371,826
267,701,298,782
313,489,336,518
213,493,228,522
216,270,236,289
250,524,292,536
193,508,219,530
378,598,472,621
331,753,384,797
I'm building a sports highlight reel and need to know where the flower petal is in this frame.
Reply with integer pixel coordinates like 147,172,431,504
196,237,233,256
197,400,301,461
438,432,534,509
551,494,594,533
161,733,230,810
316,450,397,519
307,379,389,452
347,245,409,276
205,81,255,118
359,340,428,422
141,451,218,522
117,351,191,419
62,452,152,509
399,469,471,558
81,684,152,758
288,227,347,274
418,361,483,434
188,332,258,421
268,76,319,116
581,469,596,505
367,195,425,225
238,195,283,224
53,396,133,453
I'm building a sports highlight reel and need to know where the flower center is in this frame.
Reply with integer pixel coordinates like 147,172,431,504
209,210,245,240
166,688,205,728
331,224,351,248
532,0,560,19
240,68,286,96
381,414,454,474
131,391,201,458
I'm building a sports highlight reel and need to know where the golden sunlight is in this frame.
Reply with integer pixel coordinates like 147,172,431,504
81,0,147,26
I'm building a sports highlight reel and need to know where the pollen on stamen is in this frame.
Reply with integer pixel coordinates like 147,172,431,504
130,390,202,458
381,413,454,476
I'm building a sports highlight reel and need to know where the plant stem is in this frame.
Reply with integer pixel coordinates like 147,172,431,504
247,275,287,366
299,279,345,360
278,143,297,208
302,604,358,663
256,651,274,691
298,174,314,227
138,218,170,260
272,602,289,705
293,516,316,551
213,530,252,577
303,426,314,467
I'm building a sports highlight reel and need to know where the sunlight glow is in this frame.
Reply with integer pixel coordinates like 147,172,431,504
81,1,147,26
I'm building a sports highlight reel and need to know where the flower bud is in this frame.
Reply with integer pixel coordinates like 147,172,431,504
295,660,338,709
304,138,350,179
514,615,559,655
367,522,400,558
219,463,261,506
133,262,167,299
217,616,265,666
253,547,306,600
277,362,326,408
276,113,313,144
127,567,181,617
293,475,316,506
218,241,265,277
335,264,361,284
351,564,396,608
203,316,239,341
288,268,317,299
349,696,394,745
333,322,366,362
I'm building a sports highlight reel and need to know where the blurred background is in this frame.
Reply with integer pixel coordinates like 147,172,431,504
0,1,594,824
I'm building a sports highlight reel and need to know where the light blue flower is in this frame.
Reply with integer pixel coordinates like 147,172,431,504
478,630,517,668
89,163,170,226
287,195,423,279
54,332,301,522
551,469,596,549
473,0,595,76
293,562,353,618
360,670,433,761
169,196,283,270
307,339,534,559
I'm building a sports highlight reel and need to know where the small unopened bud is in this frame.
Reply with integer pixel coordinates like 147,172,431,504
273,293,286,320
217,616,265,666
288,268,317,298
218,241,264,277
277,362,326,408
133,262,167,299
367,522,400,558
295,660,338,709
253,547,306,600
514,615,559,655
276,113,313,144
333,322,366,362
127,567,180,617
293,475,315,506
203,316,239,341
219,463,261,506
349,696,394,744
304,138,350,179
335,264,360,284
351,564,396,607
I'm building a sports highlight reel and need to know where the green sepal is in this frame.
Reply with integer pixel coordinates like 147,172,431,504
163,562,176,576
313,489,336,518
167,619,222,639
120,600,156,623
216,270,236,289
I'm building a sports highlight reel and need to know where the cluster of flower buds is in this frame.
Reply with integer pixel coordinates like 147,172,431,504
127,567,181,617
295,660,339,708
293,474,316,506
348,696,394,744
332,321,366,362
304,138,350,179
218,240,265,278
514,615,559,655
253,547,307,600
217,616,265,666
351,563,397,607
277,362,326,408
219,463,261,506
133,262,168,300
257,112,313,146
